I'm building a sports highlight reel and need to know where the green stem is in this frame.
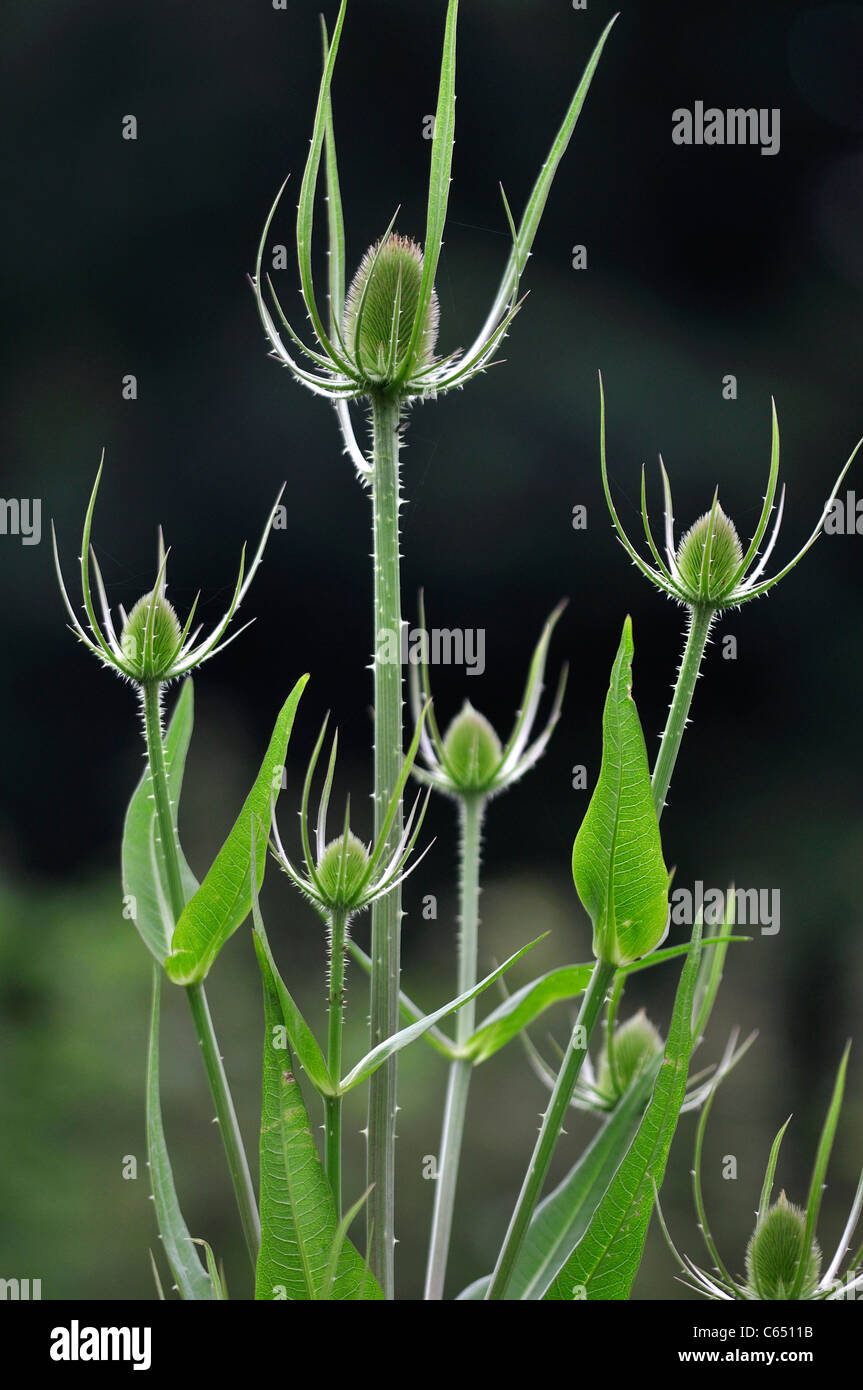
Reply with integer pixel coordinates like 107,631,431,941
141,680,185,921
424,793,485,1300
605,973,624,1097
140,680,261,1272
651,603,714,820
485,958,616,1300
325,908,348,1216
184,981,261,1270
366,392,404,1297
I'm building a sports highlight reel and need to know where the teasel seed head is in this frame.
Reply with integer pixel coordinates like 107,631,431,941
120,591,183,682
675,504,744,605
597,1010,664,1104
343,234,439,389
441,703,503,794
745,1194,822,1301
316,831,372,913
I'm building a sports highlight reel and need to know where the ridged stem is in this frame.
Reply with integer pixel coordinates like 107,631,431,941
366,392,404,1297
325,907,348,1216
424,793,486,1300
651,603,715,819
140,679,261,1272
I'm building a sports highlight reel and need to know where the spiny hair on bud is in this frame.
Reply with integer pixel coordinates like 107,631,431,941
343,233,439,383
676,503,743,603
744,1194,821,1300
120,591,182,681
316,831,371,910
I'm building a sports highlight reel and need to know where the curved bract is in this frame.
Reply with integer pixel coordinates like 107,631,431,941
658,1045,863,1301
250,2,619,479
53,461,284,686
599,374,862,613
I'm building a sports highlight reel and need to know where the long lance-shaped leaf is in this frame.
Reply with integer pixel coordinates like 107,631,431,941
691,889,739,1043
398,0,459,385
347,939,456,1058
543,918,703,1300
572,616,669,966
458,1060,659,1300
338,936,545,1093
146,968,215,1301
460,965,594,1065
166,676,308,984
295,0,353,373
621,935,748,982
320,16,346,337
790,1042,851,1299
122,679,199,964
318,27,370,481
465,14,618,362
253,937,382,1301
459,936,747,1067
250,836,335,1099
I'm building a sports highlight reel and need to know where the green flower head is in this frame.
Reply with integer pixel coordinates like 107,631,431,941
120,591,182,682
675,504,743,605
315,832,372,913
596,1011,664,1107
600,375,862,613
251,0,618,480
272,710,431,920
343,234,440,388
745,1195,821,1301
440,704,503,794
410,598,567,802
53,460,283,687
658,1046,863,1302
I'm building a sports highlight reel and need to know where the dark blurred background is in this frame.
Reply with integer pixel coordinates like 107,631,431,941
2,0,863,1301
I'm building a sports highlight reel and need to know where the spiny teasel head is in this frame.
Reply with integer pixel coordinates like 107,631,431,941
599,375,862,613
675,503,744,605
316,831,372,913
744,1195,822,1301
409,597,568,803
271,709,432,921
251,2,620,479
53,460,284,688
596,1011,664,1106
440,704,503,794
120,591,182,682
655,1046,863,1302
343,234,439,388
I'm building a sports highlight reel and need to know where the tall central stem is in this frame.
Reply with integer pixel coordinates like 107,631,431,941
424,793,485,1300
325,907,348,1217
367,392,404,1297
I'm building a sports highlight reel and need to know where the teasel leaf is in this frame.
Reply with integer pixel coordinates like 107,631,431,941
166,676,308,984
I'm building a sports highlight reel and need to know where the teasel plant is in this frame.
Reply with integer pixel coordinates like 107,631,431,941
53,461,298,1278
250,0,618,1294
267,709,432,1217
599,374,863,816
478,366,863,1296
407,598,567,1298
657,1044,863,1301
526,980,754,1120
480,375,861,1295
